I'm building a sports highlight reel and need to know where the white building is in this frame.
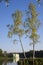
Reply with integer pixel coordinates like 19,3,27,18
13,54,19,62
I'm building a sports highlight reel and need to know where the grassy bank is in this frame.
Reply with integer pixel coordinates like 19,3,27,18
18,58,43,65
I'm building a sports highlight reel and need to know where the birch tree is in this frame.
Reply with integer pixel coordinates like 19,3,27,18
7,10,26,58
24,3,40,65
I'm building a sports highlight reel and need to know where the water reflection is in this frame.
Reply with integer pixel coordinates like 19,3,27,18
3,61,7,65
0,61,17,65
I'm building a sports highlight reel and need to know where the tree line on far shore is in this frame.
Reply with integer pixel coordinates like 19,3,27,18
0,49,13,61
19,50,43,58
0,49,43,59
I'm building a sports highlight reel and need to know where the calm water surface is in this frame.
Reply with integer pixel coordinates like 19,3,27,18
0,61,18,65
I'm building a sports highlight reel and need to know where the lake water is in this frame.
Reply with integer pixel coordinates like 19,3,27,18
0,61,18,65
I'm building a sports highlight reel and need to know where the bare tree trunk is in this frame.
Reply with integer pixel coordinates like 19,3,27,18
19,36,26,58
33,40,35,65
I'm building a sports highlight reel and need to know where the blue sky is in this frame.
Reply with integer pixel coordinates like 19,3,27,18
0,0,43,53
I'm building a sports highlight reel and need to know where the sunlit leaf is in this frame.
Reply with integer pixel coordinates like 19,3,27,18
8,31,12,38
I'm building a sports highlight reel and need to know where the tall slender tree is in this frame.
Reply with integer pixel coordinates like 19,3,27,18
24,3,40,65
7,10,26,58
